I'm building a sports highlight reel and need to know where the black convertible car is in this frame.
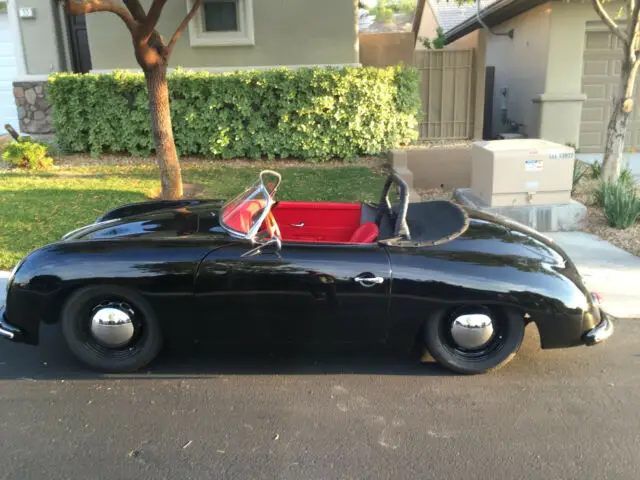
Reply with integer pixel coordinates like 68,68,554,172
0,171,612,374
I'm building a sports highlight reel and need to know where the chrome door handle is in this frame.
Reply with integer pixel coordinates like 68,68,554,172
354,276,384,287
290,222,305,228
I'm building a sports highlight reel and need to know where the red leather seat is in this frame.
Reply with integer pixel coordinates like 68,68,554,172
349,222,379,244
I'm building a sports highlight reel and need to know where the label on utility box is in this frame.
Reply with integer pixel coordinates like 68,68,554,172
549,152,575,160
525,159,544,171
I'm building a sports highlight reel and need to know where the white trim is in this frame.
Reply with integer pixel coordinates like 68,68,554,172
6,0,27,76
12,74,50,82
90,63,361,74
187,0,255,47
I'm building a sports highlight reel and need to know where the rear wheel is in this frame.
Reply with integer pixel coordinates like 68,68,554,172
423,305,524,374
61,286,163,373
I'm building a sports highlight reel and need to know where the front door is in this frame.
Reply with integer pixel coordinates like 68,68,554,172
195,241,391,344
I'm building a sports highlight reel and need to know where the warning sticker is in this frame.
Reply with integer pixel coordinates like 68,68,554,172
525,159,544,172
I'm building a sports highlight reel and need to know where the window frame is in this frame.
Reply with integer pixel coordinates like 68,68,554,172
186,0,255,47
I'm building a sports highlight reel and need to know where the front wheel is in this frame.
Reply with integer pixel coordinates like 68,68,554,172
61,286,163,373
423,306,524,374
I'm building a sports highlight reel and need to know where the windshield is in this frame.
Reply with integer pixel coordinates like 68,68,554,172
220,182,270,238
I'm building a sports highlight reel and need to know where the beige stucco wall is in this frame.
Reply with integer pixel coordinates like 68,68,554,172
415,3,479,51
87,0,358,70
14,0,68,75
359,33,414,67
536,1,620,147
485,1,623,146
485,3,552,138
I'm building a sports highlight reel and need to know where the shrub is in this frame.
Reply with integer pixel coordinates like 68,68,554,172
572,160,588,193
601,180,640,229
589,161,602,179
47,66,421,161
619,166,636,187
1,139,54,170
594,180,613,208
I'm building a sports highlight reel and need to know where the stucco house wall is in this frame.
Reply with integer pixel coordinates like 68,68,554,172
8,0,359,135
485,3,552,139
88,0,358,71
13,0,358,75
13,0,70,76
485,0,623,146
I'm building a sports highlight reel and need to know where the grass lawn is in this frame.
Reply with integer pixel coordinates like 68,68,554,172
0,163,387,269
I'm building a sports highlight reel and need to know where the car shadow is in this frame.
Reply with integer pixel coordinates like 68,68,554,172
0,325,454,381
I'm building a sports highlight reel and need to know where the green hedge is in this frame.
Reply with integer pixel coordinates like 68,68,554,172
48,66,420,160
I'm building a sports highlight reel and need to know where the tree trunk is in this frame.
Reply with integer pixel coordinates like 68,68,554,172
145,65,183,200
602,58,634,182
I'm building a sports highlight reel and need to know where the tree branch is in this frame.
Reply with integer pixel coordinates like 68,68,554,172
167,0,203,57
65,0,137,33
139,0,168,42
592,0,629,45
123,0,147,22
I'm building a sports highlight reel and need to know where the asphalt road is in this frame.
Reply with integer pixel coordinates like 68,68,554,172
0,320,638,480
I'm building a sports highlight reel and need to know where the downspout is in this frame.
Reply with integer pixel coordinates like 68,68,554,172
476,0,514,38
51,0,70,71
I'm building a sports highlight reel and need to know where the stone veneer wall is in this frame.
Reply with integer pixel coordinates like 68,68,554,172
12,81,54,135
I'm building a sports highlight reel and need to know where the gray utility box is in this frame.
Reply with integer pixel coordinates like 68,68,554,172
470,139,575,207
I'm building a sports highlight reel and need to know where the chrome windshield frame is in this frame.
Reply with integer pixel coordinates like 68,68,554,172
219,170,281,242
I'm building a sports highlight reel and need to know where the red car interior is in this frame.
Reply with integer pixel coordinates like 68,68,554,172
222,199,266,234
271,201,378,244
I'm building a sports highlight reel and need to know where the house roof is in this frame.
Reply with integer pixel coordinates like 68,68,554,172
444,0,548,43
428,0,498,32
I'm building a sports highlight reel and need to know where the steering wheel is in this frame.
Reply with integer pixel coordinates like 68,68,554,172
265,211,282,240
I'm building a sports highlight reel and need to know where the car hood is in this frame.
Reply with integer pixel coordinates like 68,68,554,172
62,199,226,241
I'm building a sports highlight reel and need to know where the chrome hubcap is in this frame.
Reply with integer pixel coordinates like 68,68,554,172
90,306,134,348
450,314,494,350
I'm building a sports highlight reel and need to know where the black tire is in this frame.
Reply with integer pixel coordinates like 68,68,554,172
61,286,163,373
423,306,524,375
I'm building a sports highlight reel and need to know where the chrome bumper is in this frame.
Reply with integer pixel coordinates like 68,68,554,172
583,310,614,346
0,305,22,341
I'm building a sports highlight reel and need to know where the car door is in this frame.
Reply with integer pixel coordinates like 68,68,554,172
195,240,392,344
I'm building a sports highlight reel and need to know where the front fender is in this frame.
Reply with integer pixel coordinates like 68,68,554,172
5,239,217,345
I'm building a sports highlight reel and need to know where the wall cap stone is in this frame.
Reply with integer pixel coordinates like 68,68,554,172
533,93,588,103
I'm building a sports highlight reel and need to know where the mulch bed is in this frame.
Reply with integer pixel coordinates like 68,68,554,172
573,177,640,257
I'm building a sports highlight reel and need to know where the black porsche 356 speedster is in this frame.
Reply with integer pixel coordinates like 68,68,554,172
0,170,612,374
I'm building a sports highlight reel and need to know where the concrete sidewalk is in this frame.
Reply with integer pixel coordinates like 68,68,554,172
0,272,8,306
576,153,640,182
547,232,640,319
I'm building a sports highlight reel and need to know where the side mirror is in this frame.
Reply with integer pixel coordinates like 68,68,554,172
242,236,282,258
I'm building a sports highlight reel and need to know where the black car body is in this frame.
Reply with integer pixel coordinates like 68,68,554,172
0,172,612,373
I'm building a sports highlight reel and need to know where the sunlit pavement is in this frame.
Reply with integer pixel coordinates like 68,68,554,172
0,272,7,305
547,232,640,318
0,319,638,479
